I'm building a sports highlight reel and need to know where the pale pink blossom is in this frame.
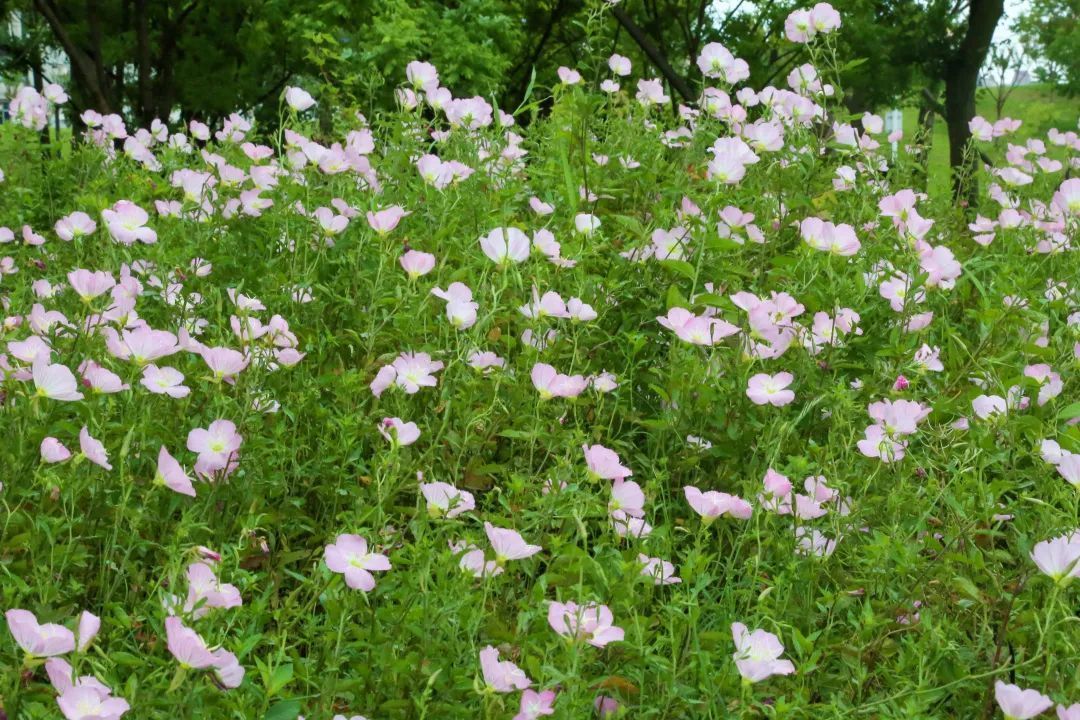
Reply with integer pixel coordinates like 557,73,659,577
731,622,795,682
324,534,391,591
485,522,542,563
746,372,795,406
547,601,625,647
479,645,531,692
4,609,76,656
995,681,1053,720
79,427,112,470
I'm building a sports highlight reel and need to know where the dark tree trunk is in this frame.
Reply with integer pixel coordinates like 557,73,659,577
135,0,154,125
943,0,1004,204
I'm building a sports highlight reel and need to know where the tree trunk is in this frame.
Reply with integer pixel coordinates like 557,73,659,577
943,0,1004,204
610,6,694,101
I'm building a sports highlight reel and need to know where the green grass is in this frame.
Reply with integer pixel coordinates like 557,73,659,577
897,83,1077,197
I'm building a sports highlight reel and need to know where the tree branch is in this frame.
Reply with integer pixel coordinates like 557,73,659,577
610,5,694,101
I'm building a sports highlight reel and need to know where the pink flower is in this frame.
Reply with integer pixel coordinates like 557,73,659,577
57,686,130,720
400,250,436,279
79,427,112,470
33,360,84,401
995,681,1053,720
638,554,681,585
406,60,439,90
595,696,620,718
469,351,505,373
531,363,587,399
479,227,530,265
485,522,542,563
529,197,554,215
391,352,444,393
324,534,391,591
420,481,475,518
201,346,249,383
102,200,156,245
684,486,752,522
547,601,625,647
657,307,739,345
76,611,100,652
800,217,860,256
856,424,907,463
609,479,645,518
1030,533,1080,584
557,66,582,85
583,444,632,481
366,206,410,234
479,645,531,692
284,86,316,112
378,417,420,446
54,212,97,241
1058,705,1080,720
41,437,72,463
731,622,796,682
746,372,795,406
140,365,190,398
1056,455,1080,488
186,419,242,474
184,562,242,615
514,689,556,720
211,648,245,688
972,394,1007,420
67,269,115,302
82,362,128,394
5,609,76,656
164,616,216,668
104,326,179,364
156,446,195,497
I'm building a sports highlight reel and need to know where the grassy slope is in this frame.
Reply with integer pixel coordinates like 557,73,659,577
898,83,1078,197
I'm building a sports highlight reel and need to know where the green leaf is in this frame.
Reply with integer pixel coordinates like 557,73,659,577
658,259,696,281
1058,402,1080,420
265,700,302,720
266,663,294,697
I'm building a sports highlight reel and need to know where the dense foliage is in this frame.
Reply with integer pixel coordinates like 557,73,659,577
1,4,1079,719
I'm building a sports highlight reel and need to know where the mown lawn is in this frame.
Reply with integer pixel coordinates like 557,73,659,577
899,83,1078,198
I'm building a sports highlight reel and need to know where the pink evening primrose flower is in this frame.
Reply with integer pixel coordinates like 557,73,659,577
731,622,796,683
684,486,753,522
514,689,557,720
33,360,84,401
583,444,632,481
41,437,72,463
479,645,531,692
479,227,530,266
485,522,542,564
187,420,242,472
746,372,795,406
56,686,130,720
324,534,392,591
994,681,1053,720
155,446,196,497
164,616,216,669
1030,533,1080,584
366,206,410,234
639,554,681,585
420,481,475,518
400,250,436,279
79,427,112,470
531,363,587,399
547,601,625,648
140,364,190,398
4,609,76,657
392,352,444,393
378,417,420,446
